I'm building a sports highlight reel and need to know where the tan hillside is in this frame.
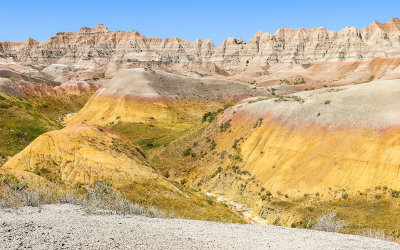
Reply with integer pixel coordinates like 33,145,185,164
221,57,400,88
151,79,400,233
160,79,400,195
67,68,270,152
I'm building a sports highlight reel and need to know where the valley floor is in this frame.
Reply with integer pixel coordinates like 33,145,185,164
0,204,398,249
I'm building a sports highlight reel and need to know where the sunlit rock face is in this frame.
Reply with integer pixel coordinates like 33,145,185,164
1,19,400,76
185,79,400,199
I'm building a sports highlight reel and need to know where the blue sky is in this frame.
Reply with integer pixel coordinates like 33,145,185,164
0,0,399,45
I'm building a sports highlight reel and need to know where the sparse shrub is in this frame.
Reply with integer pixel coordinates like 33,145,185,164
211,166,223,178
232,138,240,149
146,205,165,218
223,102,234,109
360,228,395,242
313,213,347,233
21,189,49,207
202,112,215,123
0,179,165,218
391,190,400,198
341,193,349,199
274,95,305,104
291,222,296,228
206,195,214,205
210,140,217,150
232,165,240,174
324,100,331,105
93,181,113,195
180,179,187,185
307,206,315,212
219,120,231,132
183,147,192,156
163,171,170,178
375,194,382,200
233,154,243,162
253,117,263,128
240,170,250,175
1,175,28,191
272,217,281,226
35,167,51,176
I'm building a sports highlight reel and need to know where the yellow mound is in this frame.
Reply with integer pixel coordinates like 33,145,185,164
67,68,268,152
2,125,162,187
1,125,243,222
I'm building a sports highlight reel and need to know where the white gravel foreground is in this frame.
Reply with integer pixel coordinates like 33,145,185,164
0,204,398,249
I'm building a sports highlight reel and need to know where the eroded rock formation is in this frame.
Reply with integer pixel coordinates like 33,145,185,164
1,19,400,76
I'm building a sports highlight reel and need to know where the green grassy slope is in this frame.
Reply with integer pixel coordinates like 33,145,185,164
0,93,60,166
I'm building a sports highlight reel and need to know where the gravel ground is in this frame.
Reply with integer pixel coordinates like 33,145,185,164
0,204,398,249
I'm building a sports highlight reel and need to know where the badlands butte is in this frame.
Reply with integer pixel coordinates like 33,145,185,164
1,19,400,240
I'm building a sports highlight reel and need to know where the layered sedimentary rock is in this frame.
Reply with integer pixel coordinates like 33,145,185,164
217,79,400,195
1,19,400,76
223,57,400,87
156,79,400,201
67,68,269,126
66,68,270,152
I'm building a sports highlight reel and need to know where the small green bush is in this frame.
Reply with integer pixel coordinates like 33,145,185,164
1,175,27,191
391,190,399,198
210,140,217,150
163,171,170,178
219,120,231,132
183,147,192,156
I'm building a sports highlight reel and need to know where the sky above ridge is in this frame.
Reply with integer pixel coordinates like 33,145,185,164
1,0,399,45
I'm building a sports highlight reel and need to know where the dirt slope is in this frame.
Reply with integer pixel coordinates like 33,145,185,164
0,204,398,249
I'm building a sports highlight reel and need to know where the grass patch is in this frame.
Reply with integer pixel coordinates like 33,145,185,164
0,93,60,166
109,121,205,155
